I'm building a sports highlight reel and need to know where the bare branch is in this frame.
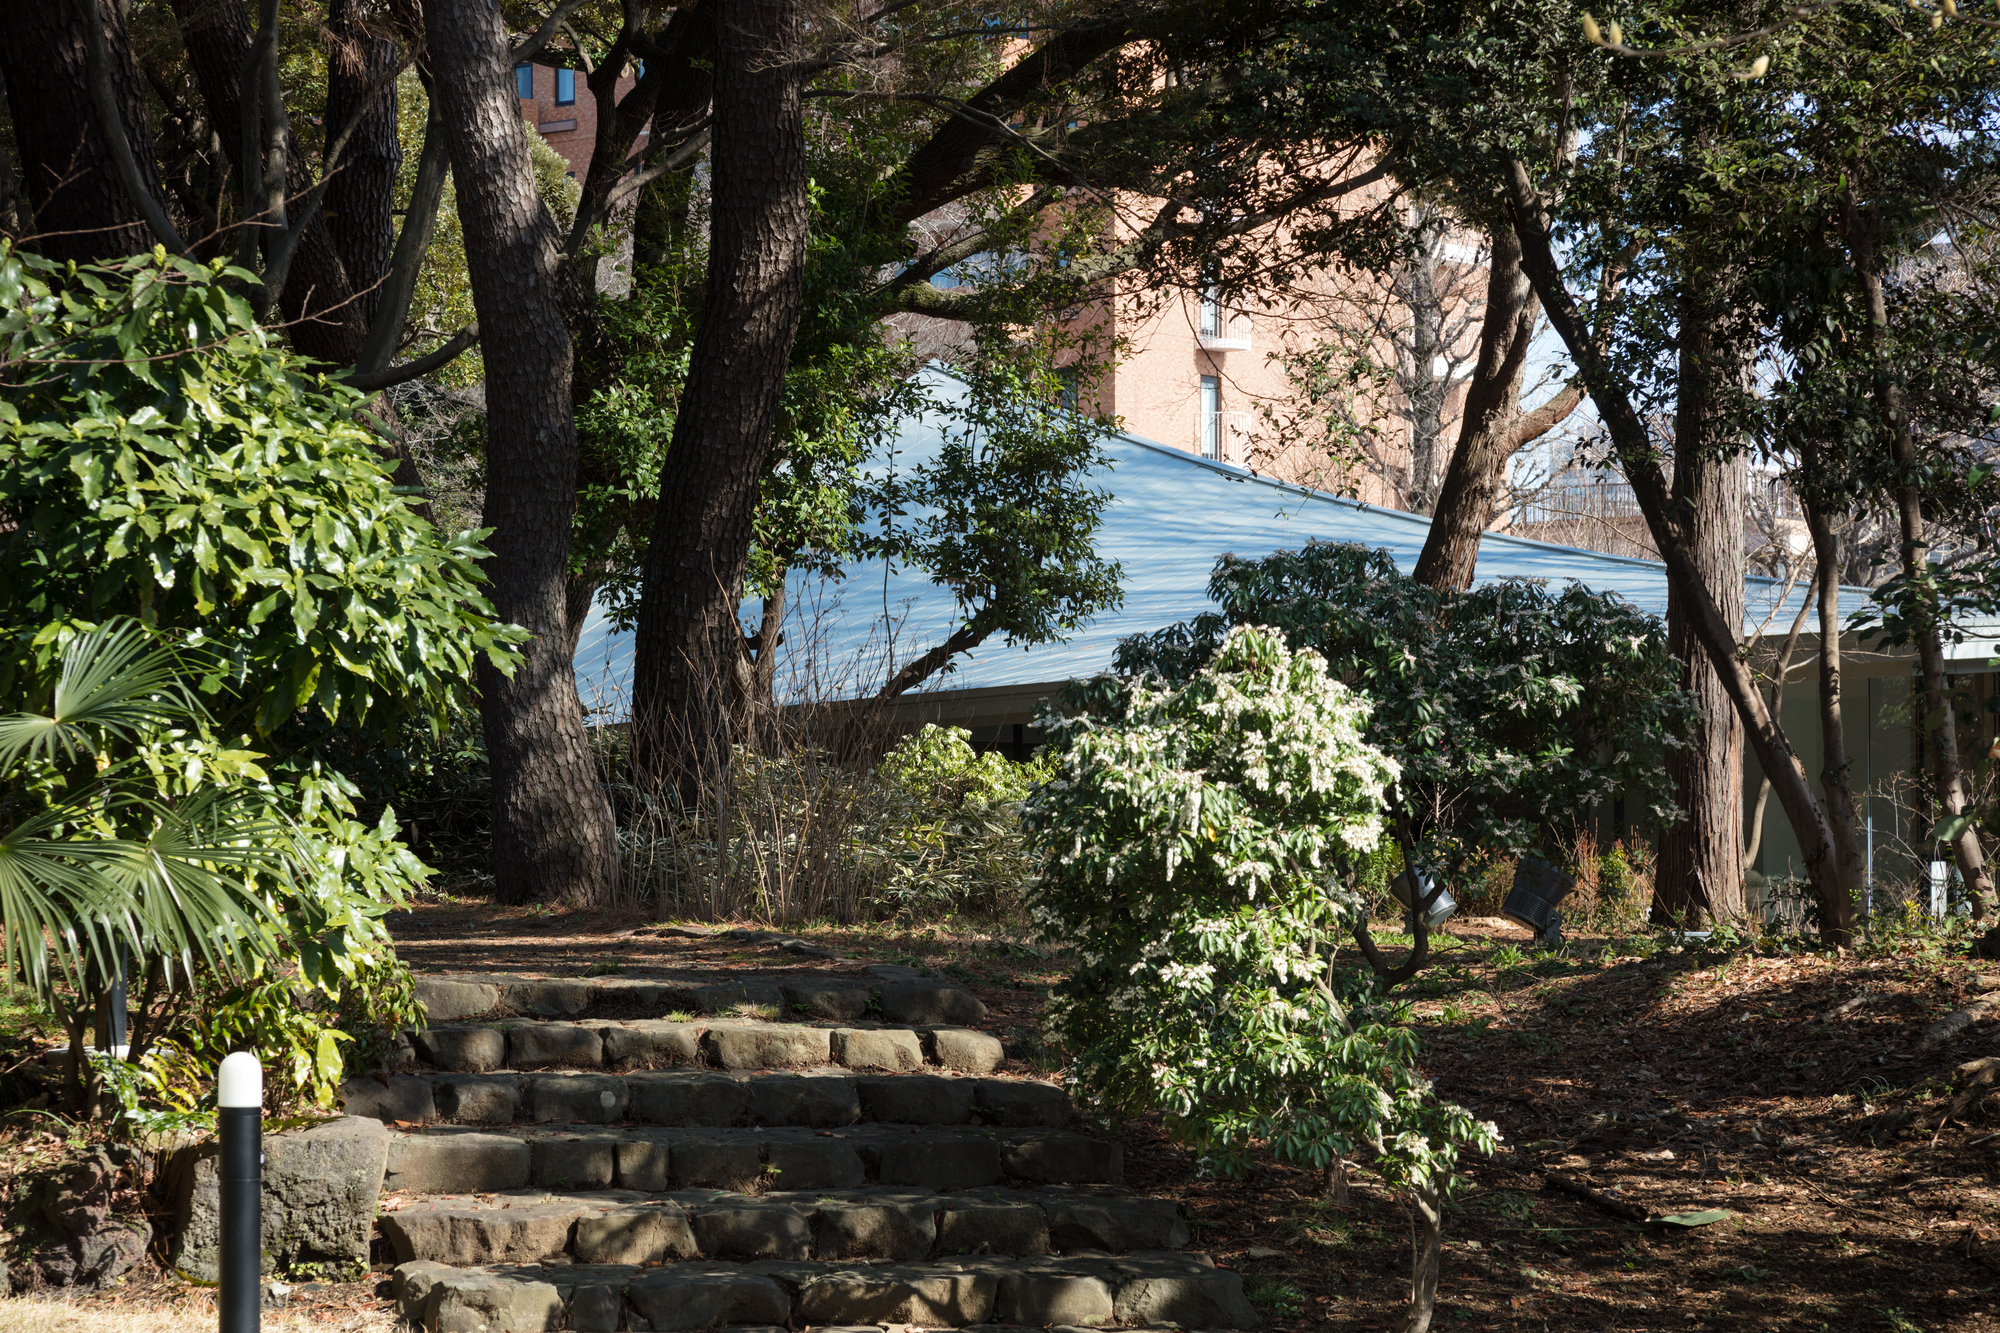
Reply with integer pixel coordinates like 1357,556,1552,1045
512,0,595,64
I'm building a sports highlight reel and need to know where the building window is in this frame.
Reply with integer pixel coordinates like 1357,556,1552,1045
1198,285,1222,340
555,67,576,105
1056,367,1080,412
1199,375,1221,460
515,63,534,99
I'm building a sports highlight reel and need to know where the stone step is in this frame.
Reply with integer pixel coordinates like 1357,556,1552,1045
402,1016,1006,1075
391,1251,1258,1332
378,1185,1189,1267
343,1068,1068,1131
413,969,988,1028
382,1124,1124,1195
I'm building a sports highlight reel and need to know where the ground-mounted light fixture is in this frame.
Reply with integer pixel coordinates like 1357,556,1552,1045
1502,856,1574,947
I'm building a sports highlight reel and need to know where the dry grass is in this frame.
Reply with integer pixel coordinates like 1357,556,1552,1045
0,1295,397,1333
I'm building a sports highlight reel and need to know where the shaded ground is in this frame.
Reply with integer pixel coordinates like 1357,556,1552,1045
4,895,1995,1331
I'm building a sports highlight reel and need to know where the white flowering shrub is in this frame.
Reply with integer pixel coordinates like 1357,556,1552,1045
1024,625,1495,1192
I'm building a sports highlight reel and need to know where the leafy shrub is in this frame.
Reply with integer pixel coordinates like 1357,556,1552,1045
874,724,1051,920
0,247,517,1120
1114,541,1698,880
1024,625,1494,1189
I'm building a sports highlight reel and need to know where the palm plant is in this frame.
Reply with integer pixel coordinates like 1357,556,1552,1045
0,619,283,1113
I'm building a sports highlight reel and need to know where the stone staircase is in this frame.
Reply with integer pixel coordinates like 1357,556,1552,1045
319,962,1257,1332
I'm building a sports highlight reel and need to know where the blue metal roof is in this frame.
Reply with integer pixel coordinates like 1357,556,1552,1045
575,367,1825,705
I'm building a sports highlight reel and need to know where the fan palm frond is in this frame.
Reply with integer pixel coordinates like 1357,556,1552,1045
0,619,201,769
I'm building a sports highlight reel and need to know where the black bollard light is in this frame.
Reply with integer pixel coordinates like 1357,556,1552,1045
218,1051,262,1333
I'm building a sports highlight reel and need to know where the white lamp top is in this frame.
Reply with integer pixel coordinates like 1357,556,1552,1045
217,1050,263,1109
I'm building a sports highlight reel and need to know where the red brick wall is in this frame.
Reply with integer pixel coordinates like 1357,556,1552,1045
514,61,638,181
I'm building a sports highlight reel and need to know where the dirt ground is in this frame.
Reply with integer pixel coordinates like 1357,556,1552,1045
6,896,1997,1332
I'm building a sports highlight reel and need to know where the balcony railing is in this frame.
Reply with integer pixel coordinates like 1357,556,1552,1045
1196,306,1252,350
1196,410,1254,463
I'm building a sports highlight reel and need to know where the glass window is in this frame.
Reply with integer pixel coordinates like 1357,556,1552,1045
1056,367,1080,412
1199,285,1221,339
515,63,534,99
1199,376,1221,459
555,67,576,104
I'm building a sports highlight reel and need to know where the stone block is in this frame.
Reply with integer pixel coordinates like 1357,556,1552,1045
996,1272,1116,1327
833,1028,926,1072
625,1270,792,1332
937,1200,1051,1256
875,981,987,1026
1114,1269,1260,1328
692,981,786,1015
746,1074,860,1127
531,1134,620,1190
565,1279,626,1333
928,1027,1005,1074
339,1076,436,1124
525,1074,629,1124
797,1265,997,1327
1004,1133,1122,1184
392,1259,458,1314
170,1115,389,1281
812,1201,936,1261
669,1134,763,1189
857,1074,974,1125
763,1138,865,1190
782,980,872,1021
434,1074,523,1126
596,977,704,1011
974,1080,1071,1128
704,1023,832,1070
415,1026,509,1073
426,1270,565,1333
614,1134,674,1192
691,1203,813,1260
501,979,596,1017
507,1023,604,1070
379,1201,587,1266
1044,1196,1188,1251
411,977,501,1023
628,1071,751,1126
878,1134,1003,1189
602,1020,702,1069
385,1131,531,1194
573,1205,698,1265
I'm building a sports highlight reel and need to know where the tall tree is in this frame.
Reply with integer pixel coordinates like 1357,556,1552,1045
629,0,810,803
422,0,619,904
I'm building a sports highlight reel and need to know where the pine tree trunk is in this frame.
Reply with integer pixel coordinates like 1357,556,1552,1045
323,0,401,330
167,0,369,366
1657,301,1746,924
631,0,807,805
0,0,167,264
423,0,619,905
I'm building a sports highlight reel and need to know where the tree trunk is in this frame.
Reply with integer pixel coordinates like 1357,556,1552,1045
1845,208,1993,921
1657,298,1746,925
423,0,619,906
1402,208,1449,513
1743,586,1813,869
1802,490,1868,923
631,0,808,806
1395,1182,1444,1333
323,0,401,330
0,0,167,264
167,0,369,366
1501,155,1854,944
1414,226,1532,589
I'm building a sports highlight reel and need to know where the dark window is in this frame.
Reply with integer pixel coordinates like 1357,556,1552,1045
515,63,534,99
1056,367,1080,412
555,67,576,104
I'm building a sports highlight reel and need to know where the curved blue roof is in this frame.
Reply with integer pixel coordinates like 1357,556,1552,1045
575,367,1824,706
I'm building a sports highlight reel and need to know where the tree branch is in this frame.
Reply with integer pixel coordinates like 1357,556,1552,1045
877,622,992,700
512,0,595,64
341,322,479,391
